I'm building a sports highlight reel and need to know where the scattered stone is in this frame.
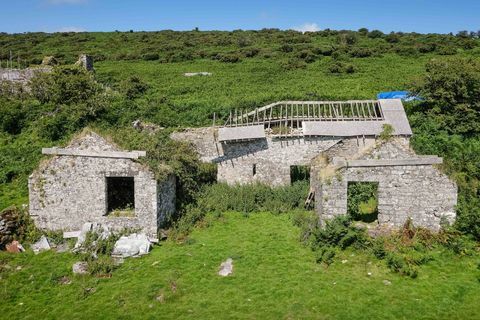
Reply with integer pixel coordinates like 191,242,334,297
218,258,233,277
132,120,163,134
113,257,124,266
72,261,89,275
112,233,151,258
6,241,25,253
156,293,165,303
63,231,81,239
58,276,72,285
75,222,110,249
383,280,392,286
151,261,160,266
184,72,212,77
55,242,70,253
31,235,51,254
341,259,348,264
16,266,22,270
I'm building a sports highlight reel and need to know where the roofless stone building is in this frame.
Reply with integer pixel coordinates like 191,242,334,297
29,131,175,237
172,99,457,231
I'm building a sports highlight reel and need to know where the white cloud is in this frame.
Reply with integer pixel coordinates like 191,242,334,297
46,0,88,5
293,22,320,33
57,26,86,32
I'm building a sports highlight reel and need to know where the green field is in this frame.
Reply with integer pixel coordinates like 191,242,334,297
0,30,479,319
1,212,479,320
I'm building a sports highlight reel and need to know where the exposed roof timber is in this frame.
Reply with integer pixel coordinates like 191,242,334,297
232,100,381,122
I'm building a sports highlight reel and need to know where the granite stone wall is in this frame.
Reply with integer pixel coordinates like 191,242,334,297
172,128,342,186
29,132,175,237
312,138,457,230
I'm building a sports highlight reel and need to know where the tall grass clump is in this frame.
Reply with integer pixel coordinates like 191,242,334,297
172,181,309,237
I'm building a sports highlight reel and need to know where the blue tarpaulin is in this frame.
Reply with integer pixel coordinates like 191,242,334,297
377,91,420,101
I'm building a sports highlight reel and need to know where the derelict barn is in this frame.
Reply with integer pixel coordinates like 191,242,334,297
172,99,457,231
28,131,175,237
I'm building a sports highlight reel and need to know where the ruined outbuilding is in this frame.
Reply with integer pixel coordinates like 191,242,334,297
172,99,457,231
29,131,175,237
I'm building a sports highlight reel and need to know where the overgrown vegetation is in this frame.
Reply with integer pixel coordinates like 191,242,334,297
295,213,479,278
172,181,309,238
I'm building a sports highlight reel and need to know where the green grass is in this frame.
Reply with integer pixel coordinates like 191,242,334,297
94,54,429,126
1,212,479,319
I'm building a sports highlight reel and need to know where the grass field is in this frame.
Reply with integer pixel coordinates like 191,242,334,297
1,212,479,319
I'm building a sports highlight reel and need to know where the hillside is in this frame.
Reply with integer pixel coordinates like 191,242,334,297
1,30,479,210
1,212,479,319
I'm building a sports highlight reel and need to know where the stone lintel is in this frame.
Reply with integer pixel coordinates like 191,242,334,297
345,157,442,168
42,148,147,159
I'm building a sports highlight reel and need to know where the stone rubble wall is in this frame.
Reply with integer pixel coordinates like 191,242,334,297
29,132,175,237
313,138,457,230
0,67,52,85
172,128,342,186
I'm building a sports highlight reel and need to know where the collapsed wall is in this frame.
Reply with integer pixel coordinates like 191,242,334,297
311,138,457,230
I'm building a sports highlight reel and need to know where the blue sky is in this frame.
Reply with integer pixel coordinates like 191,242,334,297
2,0,479,34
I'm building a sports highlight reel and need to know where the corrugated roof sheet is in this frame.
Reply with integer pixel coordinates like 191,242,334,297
379,99,413,135
218,125,266,142
303,121,386,136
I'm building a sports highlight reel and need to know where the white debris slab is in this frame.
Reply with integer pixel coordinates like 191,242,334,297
184,72,212,77
31,235,51,254
218,258,233,277
112,233,151,258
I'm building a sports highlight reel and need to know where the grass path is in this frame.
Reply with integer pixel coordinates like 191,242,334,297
0,212,479,319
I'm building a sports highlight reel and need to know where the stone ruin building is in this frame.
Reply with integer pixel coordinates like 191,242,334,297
0,54,93,87
172,99,457,231
29,131,175,238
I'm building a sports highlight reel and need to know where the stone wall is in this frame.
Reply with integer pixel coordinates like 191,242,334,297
172,128,341,186
0,67,52,85
313,138,457,230
29,132,175,237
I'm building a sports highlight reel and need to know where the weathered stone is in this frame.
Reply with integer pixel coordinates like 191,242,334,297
383,280,392,286
29,131,176,238
218,258,233,276
72,261,89,275
313,138,457,231
31,235,51,254
112,233,151,258
74,222,110,249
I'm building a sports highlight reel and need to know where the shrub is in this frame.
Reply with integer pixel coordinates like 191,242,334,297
120,76,149,100
349,47,374,58
142,53,159,61
281,58,307,70
327,61,356,74
368,30,384,39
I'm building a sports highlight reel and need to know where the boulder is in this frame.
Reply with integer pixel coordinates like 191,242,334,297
5,240,24,253
72,261,89,275
112,233,151,258
218,258,233,277
31,235,51,254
